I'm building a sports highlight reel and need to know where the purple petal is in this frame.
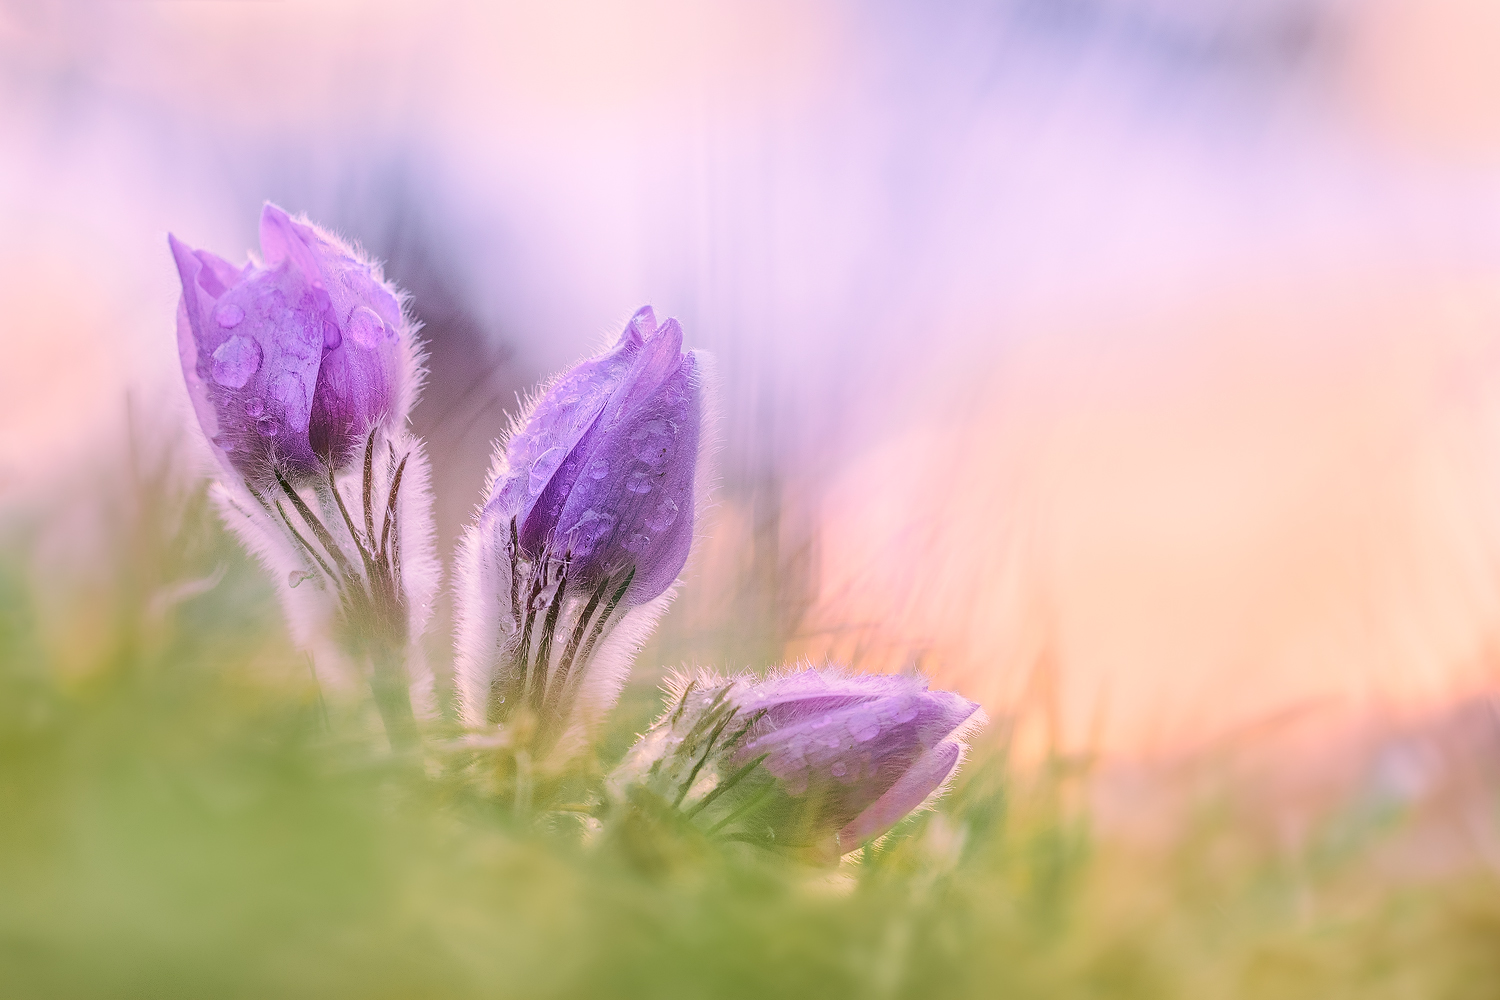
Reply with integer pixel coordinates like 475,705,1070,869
838,740,962,848
726,670,981,842
490,306,701,606
483,318,645,534
548,350,700,602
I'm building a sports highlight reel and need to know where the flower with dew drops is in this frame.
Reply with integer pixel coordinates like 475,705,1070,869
611,666,986,861
168,204,437,747
455,306,705,754
170,203,415,488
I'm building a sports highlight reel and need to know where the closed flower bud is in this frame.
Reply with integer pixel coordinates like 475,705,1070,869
612,666,986,861
170,202,413,489
455,307,706,753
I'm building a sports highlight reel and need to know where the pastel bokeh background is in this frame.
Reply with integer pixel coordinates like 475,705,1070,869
6,0,1500,774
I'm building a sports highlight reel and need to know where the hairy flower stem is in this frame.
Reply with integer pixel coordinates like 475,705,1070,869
272,434,417,752
368,641,416,751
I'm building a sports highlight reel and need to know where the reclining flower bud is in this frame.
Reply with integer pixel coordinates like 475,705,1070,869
170,202,411,489
612,666,986,861
455,307,705,752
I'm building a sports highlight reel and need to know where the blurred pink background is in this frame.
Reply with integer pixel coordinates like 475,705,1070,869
5,0,1500,765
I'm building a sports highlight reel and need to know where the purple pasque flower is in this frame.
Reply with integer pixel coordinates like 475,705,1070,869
454,307,704,747
171,204,435,750
612,666,985,860
170,202,409,489
489,305,699,605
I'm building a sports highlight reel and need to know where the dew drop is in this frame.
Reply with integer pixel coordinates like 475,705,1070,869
894,700,918,724
624,532,651,553
322,319,342,350
287,569,314,588
830,761,848,778
210,335,261,388
848,712,882,742
587,458,610,481
645,497,678,532
270,372,309,430
529,447,565,495
626,471,653,495
245,397,265,418
214,302,245,328
347,305,385,348
628,420,675,467
812,714,831,729
308,286,332,314
256,416,279,437
568,510,616,549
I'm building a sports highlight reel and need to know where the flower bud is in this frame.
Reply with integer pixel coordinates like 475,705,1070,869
169,205,436,749
455,307,706,750
612,666,986,860
169,203,411,488
490,306,699,604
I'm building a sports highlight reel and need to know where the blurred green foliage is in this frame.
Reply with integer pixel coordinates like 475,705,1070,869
1,457,1497,999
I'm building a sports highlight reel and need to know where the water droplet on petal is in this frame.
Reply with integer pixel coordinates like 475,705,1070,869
848,712,882,742
627,471,652,495
782,769,809,797
645,497,678,531
210,335,261,388
309,286,332,314
256,416,279,437
245,397,265,418
270,372,309,430
894,700,918,724
529,447,565,495
568,509,616,551
624,532,651,553
288,569,313,588
629,420,675,467
214,303,245,328
812,714,832,729
322,319,342,350
347,306,385,348
830,761,848,778
587,459,610,481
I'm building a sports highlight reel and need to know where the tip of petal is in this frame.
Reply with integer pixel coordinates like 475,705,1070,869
167,233,198,287
654,317,684,352
631,305,657,334
258,201,315,269
259,200,291,227
618,305,656,348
